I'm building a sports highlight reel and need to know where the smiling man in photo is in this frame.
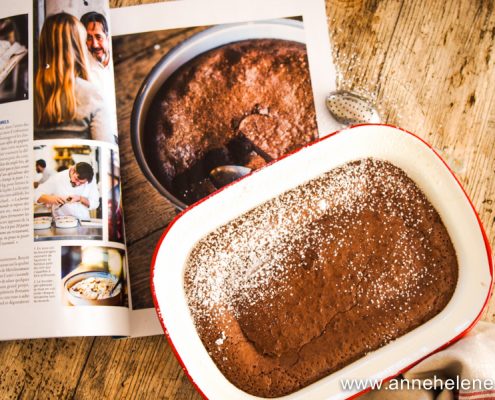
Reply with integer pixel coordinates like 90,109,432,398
80,11,117,135
81,11,110,67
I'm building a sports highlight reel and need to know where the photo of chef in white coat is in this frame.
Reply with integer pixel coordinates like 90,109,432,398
35,162,100,220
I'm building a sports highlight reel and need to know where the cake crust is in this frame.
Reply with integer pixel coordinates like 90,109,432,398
184,158,458,398
145,38,317,204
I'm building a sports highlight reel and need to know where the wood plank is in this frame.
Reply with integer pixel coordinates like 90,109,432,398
73,336,200,400
127,229,165,309
0,338,94,399
113,27,202,63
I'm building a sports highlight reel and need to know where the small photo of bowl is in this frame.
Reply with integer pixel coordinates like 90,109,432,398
64,271,123,307
54,215,79,228
34,216,52,230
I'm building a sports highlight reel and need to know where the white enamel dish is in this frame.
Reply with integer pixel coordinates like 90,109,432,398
151,124,493,400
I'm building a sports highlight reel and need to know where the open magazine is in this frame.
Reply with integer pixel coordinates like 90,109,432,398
0,0,338,340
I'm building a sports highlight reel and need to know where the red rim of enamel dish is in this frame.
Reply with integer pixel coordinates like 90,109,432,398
150,123,494,400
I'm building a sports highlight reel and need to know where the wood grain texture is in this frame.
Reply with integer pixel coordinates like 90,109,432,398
73,337,198,400
0,338,95,399
0,1,493,399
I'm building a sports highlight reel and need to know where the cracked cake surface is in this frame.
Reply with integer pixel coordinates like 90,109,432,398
145,38,317,205
184,158,458,397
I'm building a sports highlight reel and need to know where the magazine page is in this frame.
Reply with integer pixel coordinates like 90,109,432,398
0,0,130,340
110,0,340,337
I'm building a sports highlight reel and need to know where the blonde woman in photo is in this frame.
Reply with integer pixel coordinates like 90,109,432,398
34,13,116,143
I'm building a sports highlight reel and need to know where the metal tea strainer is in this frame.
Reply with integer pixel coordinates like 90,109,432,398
326,90,381,125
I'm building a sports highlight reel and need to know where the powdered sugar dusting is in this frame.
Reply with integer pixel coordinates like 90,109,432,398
182,157,458,398
184,158,448,323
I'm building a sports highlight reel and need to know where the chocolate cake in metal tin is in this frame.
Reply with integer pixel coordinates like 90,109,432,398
146,38,317,205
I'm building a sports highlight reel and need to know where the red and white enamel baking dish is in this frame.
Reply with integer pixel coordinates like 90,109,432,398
151,124,493,399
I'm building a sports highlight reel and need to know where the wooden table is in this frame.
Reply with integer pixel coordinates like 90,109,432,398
1,1,494,398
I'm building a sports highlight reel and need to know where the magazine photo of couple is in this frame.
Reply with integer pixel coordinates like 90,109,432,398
34,5,117,144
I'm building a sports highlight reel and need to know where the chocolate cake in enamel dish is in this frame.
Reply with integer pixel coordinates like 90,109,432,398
184,158,458,398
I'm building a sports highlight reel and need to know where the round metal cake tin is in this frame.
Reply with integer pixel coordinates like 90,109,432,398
131,19,307,210
151,124,493,400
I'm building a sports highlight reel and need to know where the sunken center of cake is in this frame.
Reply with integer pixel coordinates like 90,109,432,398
184,158,458,398
145,38,317,205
